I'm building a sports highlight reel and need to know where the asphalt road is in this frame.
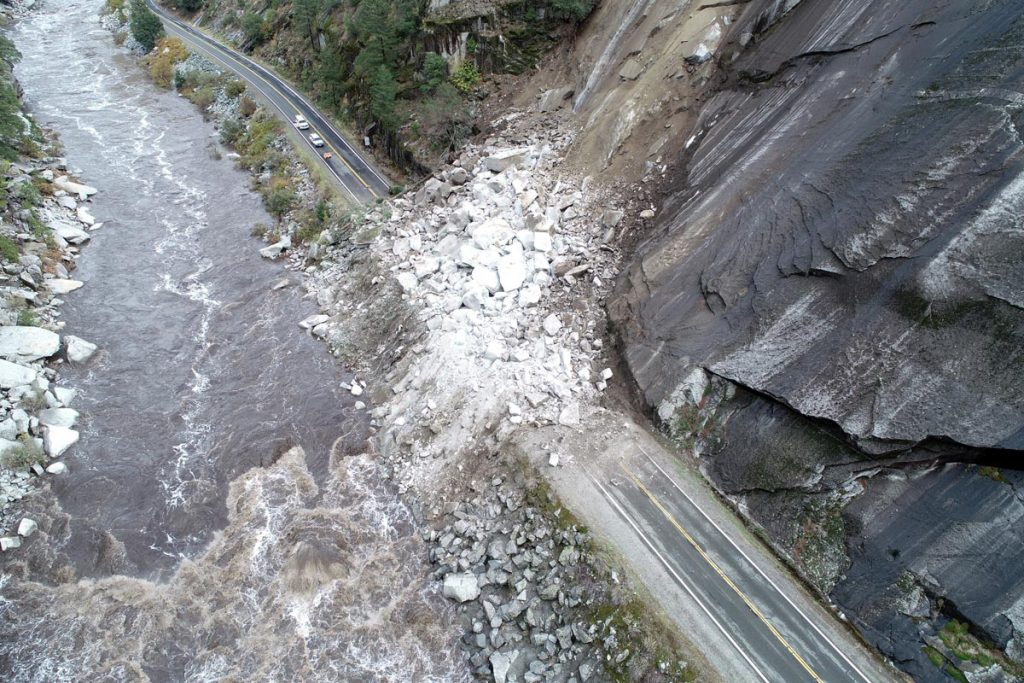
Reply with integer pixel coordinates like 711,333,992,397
592,449,876,683
145,0,391,203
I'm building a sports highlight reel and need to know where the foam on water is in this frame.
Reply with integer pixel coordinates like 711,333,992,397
0,1,469,679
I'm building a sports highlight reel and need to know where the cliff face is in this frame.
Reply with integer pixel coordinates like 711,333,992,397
612,0,1024,453
609,0,1024,679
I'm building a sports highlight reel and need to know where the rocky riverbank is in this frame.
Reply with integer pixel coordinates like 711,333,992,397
0,3,102,555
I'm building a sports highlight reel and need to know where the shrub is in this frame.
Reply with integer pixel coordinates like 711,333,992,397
550,0,596,22
177,0,204,11
145,37,189,88
450,62,480,93
219,118,245,146
14,181,41,207
225,79,246,98
0,235,18,262
16,309,38,327
419,52,447,93
186,85,217,112
241,12,267,47
129,0,164,52
1,441,45,470
19,389,46,412
263,179,296,221
238,95,257,117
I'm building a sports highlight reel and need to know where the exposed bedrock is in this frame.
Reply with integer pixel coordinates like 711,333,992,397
610,0,1024,453
609,0,1024,678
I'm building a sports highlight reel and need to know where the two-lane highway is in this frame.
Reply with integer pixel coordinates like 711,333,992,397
530,418,899,683
145,0,391,203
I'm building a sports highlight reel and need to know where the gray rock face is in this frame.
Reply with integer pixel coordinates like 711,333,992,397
611,0,1024,452
608,0,1024,678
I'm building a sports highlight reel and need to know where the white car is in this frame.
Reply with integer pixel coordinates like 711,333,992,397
294,114,309,130
309,133,325,147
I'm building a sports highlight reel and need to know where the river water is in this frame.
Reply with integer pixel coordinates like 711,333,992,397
0,1,466,680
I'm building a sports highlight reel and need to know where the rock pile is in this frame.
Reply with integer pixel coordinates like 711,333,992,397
424,474,692,682
0,158,101,547
306,126,628,490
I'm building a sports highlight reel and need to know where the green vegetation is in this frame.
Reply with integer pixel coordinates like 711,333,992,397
241,12,269,48
793,498,849,593
449,62,480,93
18,389,47,412
0,235,19,262
129,0,164,52
1,440,45,471
0,36,29,161
977,465,1007,483
550,0,596,22
16,309,39,327
263,178,296,222
419,52,447,93
177,0,204,11
144,36,189,88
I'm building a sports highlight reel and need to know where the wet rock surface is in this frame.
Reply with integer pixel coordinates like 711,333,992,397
609,0,1024,680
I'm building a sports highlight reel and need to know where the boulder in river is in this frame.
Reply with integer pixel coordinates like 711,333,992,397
45,278,84,295
43,425,78,458
54,175,97,198
38,407,78,429
64,335,98,363
442,572,480,602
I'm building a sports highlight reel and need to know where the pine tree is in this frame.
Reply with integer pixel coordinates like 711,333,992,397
292,0,321,50
129,0,164,52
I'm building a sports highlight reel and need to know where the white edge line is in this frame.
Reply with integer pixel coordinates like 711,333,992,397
590,475,772,683
158,20,361,204
637,445,875,683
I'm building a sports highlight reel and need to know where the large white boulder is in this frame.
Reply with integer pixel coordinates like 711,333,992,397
37,407,79,429
542,314,563,336
45,461,68,475
50,219,91,245
53,386,76,407
54,176,97,198
471,218,514,250
43,425,78,457
472,266,500,293
497,252,527,292
0,359,36,388
64,335,98,363
489,650,518,683
0,326,60,362
482,147,532,173
45,279,84,295
442,572,480,602
76,206,96,226
17,518,37,537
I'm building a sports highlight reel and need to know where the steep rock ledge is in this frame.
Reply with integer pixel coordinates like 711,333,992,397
608,0,1024,680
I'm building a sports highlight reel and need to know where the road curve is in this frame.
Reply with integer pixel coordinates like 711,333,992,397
145,0,391,203
531,418,899,683
592,451,874,683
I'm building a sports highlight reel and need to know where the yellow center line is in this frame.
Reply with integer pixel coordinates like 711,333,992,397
618,462,826,683
159,12,379,199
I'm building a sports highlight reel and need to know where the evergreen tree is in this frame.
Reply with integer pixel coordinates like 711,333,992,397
0,36,24,160
292,0,321,50
129,0,164,52
368,65,398,130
